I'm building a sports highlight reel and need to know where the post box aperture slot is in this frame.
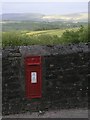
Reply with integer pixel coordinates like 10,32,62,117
27,63,41,65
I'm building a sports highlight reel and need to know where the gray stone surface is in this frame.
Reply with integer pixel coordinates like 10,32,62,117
19,43,89,56
3,109,88,118
2,43,89,115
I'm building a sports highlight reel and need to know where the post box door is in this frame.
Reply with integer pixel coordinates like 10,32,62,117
28,65,42,98
25,56,42,99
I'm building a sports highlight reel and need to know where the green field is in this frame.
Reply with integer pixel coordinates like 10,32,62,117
26,28,79,37
2,26,88,47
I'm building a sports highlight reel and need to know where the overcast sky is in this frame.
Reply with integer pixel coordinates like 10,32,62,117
2,2,88,15
1,0,89,2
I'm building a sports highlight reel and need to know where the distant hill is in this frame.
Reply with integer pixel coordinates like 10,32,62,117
42,13,88,22
2,12,88,22
2,13,45,21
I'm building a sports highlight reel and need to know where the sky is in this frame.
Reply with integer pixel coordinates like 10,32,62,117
1,1,88,15
1,0,89,2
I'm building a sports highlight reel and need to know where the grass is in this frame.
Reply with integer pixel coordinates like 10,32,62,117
26,28,79,37
2,27,87,47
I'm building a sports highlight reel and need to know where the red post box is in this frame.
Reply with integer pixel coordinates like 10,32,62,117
25,56,42,99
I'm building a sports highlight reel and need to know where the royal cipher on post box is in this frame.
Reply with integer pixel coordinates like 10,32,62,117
25,56,42,99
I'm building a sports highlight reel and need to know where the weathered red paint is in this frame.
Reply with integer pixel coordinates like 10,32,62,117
25,56,42,99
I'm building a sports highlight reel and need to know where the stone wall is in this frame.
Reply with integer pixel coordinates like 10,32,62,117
2,47,22,114
2,43,89,115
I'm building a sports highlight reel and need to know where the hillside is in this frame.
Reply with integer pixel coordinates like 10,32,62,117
2,26,88,47
2,13,44,21
2,20,87,32
2,12,87,22
26,28,79,37
1,12,87,32
42,13,88,22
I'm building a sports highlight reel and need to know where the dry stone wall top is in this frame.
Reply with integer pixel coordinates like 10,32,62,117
19,43,89,56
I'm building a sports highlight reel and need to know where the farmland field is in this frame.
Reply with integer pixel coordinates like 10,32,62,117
2,25,88,47
26,28,79,37
26,29,68,37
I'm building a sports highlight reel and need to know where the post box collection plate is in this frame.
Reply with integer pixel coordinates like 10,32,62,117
25,56,42,99
31,72,37,83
